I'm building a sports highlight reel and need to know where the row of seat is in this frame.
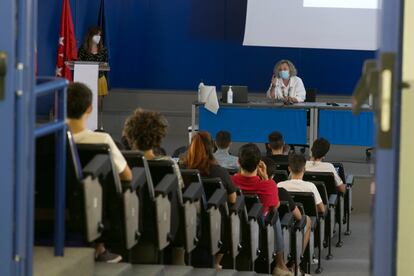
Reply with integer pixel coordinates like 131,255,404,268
34,131,354,275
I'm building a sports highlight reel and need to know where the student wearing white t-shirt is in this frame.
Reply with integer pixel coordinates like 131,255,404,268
278,154,325,214
306,138,346,193
266,59,306,103
67,82,132,263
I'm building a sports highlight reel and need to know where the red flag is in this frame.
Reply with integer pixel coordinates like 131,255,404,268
56,0,77,81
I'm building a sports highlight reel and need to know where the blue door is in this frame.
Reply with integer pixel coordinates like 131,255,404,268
372,1,405,275
0,0,18,275
0,0,36,275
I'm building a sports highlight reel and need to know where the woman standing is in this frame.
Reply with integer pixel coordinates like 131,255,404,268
78,26,108,112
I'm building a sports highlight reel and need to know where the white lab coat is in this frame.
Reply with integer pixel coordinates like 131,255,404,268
266,76,306,103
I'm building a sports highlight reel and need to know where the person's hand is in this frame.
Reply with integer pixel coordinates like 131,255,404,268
271,74,277,87
289,97,298,103
257,161,269,180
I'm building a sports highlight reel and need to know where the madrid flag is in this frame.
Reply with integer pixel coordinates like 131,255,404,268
56,0,77,81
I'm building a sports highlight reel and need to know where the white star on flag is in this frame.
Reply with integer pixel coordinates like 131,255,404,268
56,67,62,76
59,37,64,46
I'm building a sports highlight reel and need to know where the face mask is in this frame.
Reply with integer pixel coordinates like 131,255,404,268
279,70,290,80
92,35,101,44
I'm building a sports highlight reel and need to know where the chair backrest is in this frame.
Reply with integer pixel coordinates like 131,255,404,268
305,88,317,103
303,171,337,195
122,150,155,199
273,170,289,183
201,177,225,200
77,143,122,195
332,162,346,183
180,169,208,210
289,192,318,218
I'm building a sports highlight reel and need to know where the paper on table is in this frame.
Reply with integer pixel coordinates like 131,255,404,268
203,85,219,114
74,63,99,130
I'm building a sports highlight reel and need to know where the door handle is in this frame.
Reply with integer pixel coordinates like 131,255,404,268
0,51,7,101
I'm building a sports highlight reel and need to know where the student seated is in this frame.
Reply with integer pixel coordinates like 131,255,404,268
123,108,185,264
213,130,239,170
267,131,289,163
181,131,237,269
262,157,311,256
305,138,346,193
278,154,325,214
67,82,132,263
231,143,293,276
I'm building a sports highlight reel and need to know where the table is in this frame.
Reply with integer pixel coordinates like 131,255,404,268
192,100,374,147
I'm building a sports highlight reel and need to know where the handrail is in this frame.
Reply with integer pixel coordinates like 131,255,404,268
35,121,66,138
35,77,68,256
35,77,68,96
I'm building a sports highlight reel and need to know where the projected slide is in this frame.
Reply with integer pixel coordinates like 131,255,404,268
243,0,379,50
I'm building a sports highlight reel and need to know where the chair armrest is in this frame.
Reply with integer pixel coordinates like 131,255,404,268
328,194,338,206
207,188,227,209
182,182,203,203
265,209,279,226
280,213,294,228
83,154,111,179
229,194,244,214
247,203,263,220
346,174,354,187
154,174,177,197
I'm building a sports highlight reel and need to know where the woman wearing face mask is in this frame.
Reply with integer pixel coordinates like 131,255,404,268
266,59,306,103
78,26,108,105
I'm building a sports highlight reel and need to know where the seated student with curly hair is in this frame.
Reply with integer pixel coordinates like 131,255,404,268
123,108,185,264
306,138,345,193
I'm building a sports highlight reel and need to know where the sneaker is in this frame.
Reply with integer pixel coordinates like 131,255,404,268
95,250,122,263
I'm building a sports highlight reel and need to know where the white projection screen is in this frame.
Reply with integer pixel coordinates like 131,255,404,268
243,0,380,50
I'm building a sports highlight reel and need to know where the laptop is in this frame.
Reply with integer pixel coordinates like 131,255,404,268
221,85,249,103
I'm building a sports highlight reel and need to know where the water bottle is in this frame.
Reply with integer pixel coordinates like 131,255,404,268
227,86,233,104
198,80,204,102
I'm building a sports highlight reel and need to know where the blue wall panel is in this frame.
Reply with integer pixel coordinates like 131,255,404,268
37,0,375,95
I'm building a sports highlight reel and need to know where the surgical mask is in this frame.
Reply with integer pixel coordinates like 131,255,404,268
92,35,101,44
279,70,290,80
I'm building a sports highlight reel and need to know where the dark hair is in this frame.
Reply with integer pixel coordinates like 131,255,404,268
123,109,168,151
67,82,92,119
82,26,103,52
268,131,284,151
238,143,262,173
262,157,278,178
288,153,306,174
182,132,216,176
311,138,330,159
215,131,232,149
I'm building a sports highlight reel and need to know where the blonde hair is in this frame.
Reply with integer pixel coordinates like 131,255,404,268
273,59,297,76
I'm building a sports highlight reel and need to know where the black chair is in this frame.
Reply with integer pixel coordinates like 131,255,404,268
289,192,324,274
311,181,335,260
122,151,178,264
76,144,140,254
201,177,243,269
243,195,278,274
303,171,344,247
35,132,104,244
332,162,354,236
145,159,203,265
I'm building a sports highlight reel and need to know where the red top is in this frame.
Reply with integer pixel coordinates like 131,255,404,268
232,174,279,215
